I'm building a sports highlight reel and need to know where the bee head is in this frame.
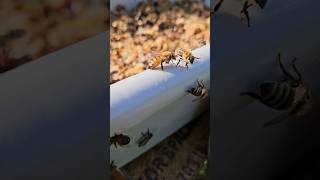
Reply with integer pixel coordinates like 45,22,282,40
190,57,195,64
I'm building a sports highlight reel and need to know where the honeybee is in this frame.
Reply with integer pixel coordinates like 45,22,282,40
187,79,208,102
212,0,267,27
175,48,199,70
136,128,153,147
147,51,176,70
110,133,131,148
241,53,312,125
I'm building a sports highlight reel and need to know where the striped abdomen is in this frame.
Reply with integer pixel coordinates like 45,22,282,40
189,87,204,96
259,82,295,110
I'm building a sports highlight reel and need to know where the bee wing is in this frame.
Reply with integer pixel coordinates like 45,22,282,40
175,48,189,58
141,51,162,69
136,135,146,146
143,50,163,57
175,48,185,54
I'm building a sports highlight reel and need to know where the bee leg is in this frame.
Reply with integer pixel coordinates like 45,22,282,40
291,57,302,82
278,53,297,81
176,58,181,66
197,79,201,87
200,80,205,88
185,62,189,70
240,2,252,27
161,62,164,71
197,79,204,88
213,0,224,14
240,11,247,26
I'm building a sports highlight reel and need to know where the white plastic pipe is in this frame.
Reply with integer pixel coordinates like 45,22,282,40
110,44,210,167
110,0,210,168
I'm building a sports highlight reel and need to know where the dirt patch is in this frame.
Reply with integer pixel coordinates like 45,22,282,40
0,0,108,73
110,0,210,84
120,111,210,180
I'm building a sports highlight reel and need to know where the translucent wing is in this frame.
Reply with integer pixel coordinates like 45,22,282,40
175,48,188,56
141,51,162,69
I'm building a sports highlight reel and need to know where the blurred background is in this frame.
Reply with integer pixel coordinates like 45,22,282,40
0,0,108,73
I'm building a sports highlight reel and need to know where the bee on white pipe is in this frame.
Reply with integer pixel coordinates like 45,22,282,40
110,133,131,148
212,0,268,27
147,51,176,71
187,79,208,102
241,53,312,121
136,128,153,147
175,48,199,70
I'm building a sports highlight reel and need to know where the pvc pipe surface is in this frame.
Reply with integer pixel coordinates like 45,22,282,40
110,0,211,168
110,44,210,167
111,45,210,133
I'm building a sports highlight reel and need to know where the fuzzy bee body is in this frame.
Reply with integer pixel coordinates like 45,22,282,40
241,53,312,116
110,133,131,148
187,80,208,102
148,51,176,70
137,129,153,147
175,48,199,70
